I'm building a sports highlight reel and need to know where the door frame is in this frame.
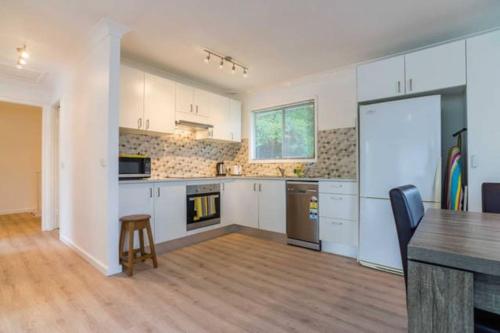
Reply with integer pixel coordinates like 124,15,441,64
0,94,57,231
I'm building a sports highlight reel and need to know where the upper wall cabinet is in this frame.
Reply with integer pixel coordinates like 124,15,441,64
120,64,176,134
144,73,176,134
175,83,212,122
204,98,241,142
405,40,466,95
357,55,405,102
120,65,145,130
357,40,466,102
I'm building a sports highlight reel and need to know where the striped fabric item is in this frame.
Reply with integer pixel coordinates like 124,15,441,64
446,146,463,210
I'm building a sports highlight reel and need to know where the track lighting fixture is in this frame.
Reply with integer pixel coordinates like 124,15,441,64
204,49,248,77
15,45,29,69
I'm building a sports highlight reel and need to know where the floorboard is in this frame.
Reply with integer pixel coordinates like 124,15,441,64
0,213,407,332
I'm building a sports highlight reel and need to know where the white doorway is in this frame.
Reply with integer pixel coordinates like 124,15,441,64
52,103,60,229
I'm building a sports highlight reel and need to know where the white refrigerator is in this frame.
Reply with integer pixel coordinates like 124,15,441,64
359,95,442,271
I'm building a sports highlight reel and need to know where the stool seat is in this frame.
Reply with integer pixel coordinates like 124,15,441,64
119,214,158,276
120,214,151,222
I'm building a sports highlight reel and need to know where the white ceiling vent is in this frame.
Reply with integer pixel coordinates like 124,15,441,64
0,63,46,84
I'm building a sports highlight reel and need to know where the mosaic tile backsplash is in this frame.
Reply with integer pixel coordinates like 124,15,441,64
119,127,357,179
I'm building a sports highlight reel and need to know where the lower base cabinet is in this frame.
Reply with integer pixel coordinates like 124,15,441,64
119,182,186,245
153,183,186,243
222,180,286,233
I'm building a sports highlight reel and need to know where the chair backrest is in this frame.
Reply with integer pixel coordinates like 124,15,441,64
389,185,425,288
482,183,500,214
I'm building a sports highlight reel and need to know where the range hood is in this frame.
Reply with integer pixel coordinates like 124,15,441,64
175,120,213,130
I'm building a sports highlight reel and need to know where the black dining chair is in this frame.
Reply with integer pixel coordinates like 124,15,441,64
482,183,500,214
390,185,500,332
389,185,424,289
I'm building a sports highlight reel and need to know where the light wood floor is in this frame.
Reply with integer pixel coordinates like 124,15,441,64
0,213,407,332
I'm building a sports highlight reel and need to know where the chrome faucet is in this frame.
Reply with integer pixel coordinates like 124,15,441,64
276,167,285,177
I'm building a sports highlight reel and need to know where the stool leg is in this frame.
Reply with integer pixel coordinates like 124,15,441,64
127,225,135,276
139,229,146,261
145,222,158,268
119,223,126,261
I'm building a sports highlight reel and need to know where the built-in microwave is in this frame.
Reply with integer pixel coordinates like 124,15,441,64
119,155,151,180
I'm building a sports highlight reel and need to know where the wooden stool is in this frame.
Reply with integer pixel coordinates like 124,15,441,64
119,214,158,276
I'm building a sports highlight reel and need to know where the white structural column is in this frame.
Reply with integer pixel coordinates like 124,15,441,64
58,18,129,275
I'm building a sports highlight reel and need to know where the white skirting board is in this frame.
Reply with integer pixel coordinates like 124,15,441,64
59,234,113,276
0,207,36,216
321,241,358,258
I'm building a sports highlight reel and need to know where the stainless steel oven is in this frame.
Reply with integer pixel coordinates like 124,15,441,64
119,155,151,180
186,184,221,231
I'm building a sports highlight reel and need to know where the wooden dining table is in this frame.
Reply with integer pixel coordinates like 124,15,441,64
407,208,500,332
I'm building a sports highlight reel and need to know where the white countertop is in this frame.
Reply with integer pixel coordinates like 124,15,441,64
119,175,357,184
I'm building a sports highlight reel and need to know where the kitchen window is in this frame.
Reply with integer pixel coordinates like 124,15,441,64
251,100,316,162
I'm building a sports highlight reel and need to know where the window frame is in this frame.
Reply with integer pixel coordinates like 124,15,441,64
249,98,318,163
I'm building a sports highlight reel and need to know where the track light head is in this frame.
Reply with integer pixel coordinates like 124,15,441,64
204,53,210,63
219,59,224,69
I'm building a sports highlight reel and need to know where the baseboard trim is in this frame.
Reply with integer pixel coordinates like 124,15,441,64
321,241,358,258
59,234,110,275
0,207,36,216
155,224,236,255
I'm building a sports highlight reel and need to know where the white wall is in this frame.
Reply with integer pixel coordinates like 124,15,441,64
57,19,126,275
242,65,357,138
467,30,500,212
0,101,42,215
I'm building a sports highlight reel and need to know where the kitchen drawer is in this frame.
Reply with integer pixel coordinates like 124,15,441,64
319,193,357,220
319,181,357,195
320,217,356,246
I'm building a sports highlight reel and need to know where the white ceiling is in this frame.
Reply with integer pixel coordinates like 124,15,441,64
1,0,500,92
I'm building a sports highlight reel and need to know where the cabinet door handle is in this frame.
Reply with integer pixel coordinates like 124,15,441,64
138,118,142,129
231,132,234,140
397,81,401,93
330,196,343,201
331,221,344,225
190,104,193,113
222,183,225,191
259,184,262,192
253,183,256,191
146,119,150,130
149,188,153,198
408,78,413,92
196,105,199,114
157,187,160,197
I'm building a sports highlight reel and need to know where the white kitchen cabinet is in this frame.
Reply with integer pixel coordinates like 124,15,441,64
405,40,466,94
318,180,358,258
357,55,405,102
193,89,213,118
357,41,466,102
467,30,500,212
120,64,176,134
120,65,144,130
319,194,357,221
258,180,286,233
320,217,357,246
229,99,242,142
153,183,186,243
175,83,195,115
175,84,212,121
222,180,259,228
119,182,155,246
207,98,242,142
144,73,176,134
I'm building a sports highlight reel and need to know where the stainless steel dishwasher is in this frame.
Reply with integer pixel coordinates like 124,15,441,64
286,181,320,250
